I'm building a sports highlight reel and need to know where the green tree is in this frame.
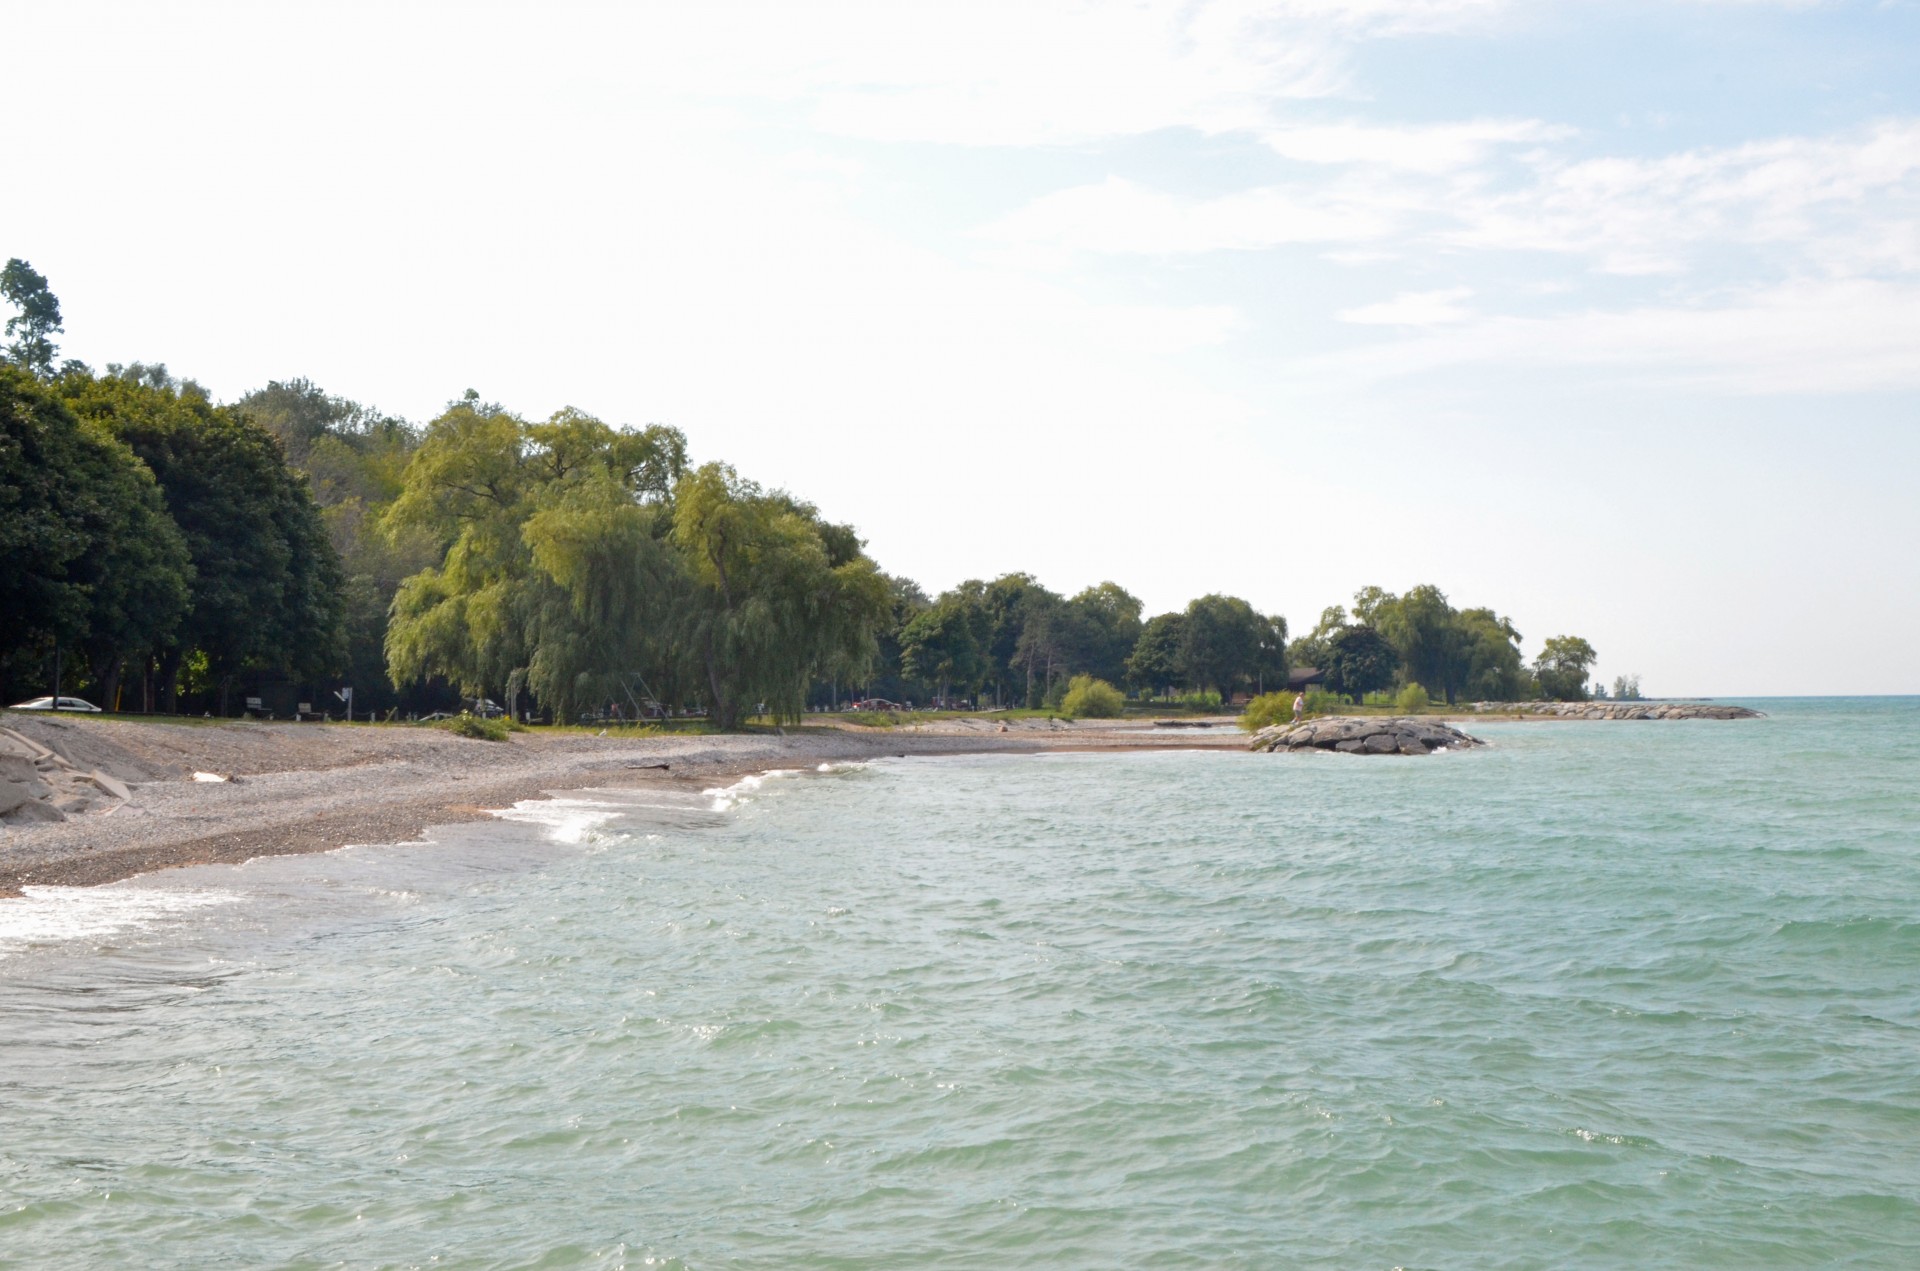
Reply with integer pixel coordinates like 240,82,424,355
672,462,891,727
1060,675,1124,719
1322,623,1397,703
1366,585,1526,704
1,367,94,660
0,368,191,707
1255,611,1289,695
899,596,984,703
520,466,686,722
977,573,1050,706
1,259,63,376
1535,635,1598,701
67,426,193,711
237,378,428,714
1287,604,1347,671
385,396,689,719
1454,607,1528,701
1372,584,1459,702
856,573,930,706
1177,594,1266,703
1064,582,1144,688
62,371,340,712
1127,612,1185,695
1011,584,1071,706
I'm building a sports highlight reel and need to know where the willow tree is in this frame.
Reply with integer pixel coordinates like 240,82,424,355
671,463,891,728
384,395,688,717
1360,584,1528,704
521,469,687,720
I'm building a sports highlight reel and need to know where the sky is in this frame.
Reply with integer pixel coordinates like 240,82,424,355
6,0,1918,695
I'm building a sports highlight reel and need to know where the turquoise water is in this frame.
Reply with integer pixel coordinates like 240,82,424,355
3,699,1918,1269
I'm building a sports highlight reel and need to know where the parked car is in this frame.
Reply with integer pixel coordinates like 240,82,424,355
7,696,102,712
464,698,506,718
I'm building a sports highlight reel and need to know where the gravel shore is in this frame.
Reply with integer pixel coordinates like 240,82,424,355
0,714,1243,895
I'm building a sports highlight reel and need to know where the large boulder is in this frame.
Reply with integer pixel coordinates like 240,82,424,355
1251,716,1485,756
0,753,51,816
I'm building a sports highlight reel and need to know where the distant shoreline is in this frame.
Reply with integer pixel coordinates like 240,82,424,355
0,699,1772,896
0,714,1244,896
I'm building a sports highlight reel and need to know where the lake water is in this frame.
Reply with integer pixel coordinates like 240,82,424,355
3,699,1918,1269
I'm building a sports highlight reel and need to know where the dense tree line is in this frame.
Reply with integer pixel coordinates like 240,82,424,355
876,578,1285,710
3,335,346,715
1287,585,1595,705
2,260,1603,721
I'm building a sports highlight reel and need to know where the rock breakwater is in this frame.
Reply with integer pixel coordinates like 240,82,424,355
1250,716,1485,756
0,727,134,824
1466,702,1762,720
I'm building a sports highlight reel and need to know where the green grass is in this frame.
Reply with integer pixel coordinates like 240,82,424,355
431,711,512,741
0,709,290,727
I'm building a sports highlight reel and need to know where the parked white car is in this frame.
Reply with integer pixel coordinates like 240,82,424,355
7,696,102,712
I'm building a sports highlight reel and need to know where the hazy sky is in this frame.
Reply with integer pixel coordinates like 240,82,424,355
8,1,1918,694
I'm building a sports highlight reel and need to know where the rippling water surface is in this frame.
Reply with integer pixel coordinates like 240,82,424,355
3,698,1918,1268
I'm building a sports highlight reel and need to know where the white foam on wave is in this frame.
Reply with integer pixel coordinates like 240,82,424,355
0,885,239,959
492,796,626,844
703,768,804,811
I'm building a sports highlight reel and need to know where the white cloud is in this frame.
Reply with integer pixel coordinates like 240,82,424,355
986,117,1920,291
980,176,1406,255
1311,279,1920,393
637,0,1526,146
1446,119,1920,275
1338,287,1475,324
1265,118,1571,171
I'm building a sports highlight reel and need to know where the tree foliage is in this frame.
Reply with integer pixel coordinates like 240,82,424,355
1059,675,1124,719
1,259,63,376
385,397,693,722
1535,635,1599,701
3,265,1622,726
1360,584,1530,705
1322,623,1398,703
1176,594,1273,702
63,371,345,704
1127,612,1186,694
672,463,890,727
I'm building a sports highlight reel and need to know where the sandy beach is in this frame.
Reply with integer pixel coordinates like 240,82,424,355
0,713,1246,895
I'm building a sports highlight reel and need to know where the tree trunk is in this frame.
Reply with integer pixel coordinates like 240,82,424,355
158,648,183,713
97,654,124,715
704,634,737,730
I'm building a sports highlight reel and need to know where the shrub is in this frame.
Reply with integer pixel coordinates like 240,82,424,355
1395,682,1430,714
436,710,511,741
1303,688,1345,716
1176,689,1223,712
1060,675,1125,719
1240,691,1294,732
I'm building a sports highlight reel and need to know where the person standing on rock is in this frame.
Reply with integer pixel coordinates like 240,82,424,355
1292,693,1305,723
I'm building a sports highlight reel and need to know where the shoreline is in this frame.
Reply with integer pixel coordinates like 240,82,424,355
0,700,1765,897
0,716,1246,896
